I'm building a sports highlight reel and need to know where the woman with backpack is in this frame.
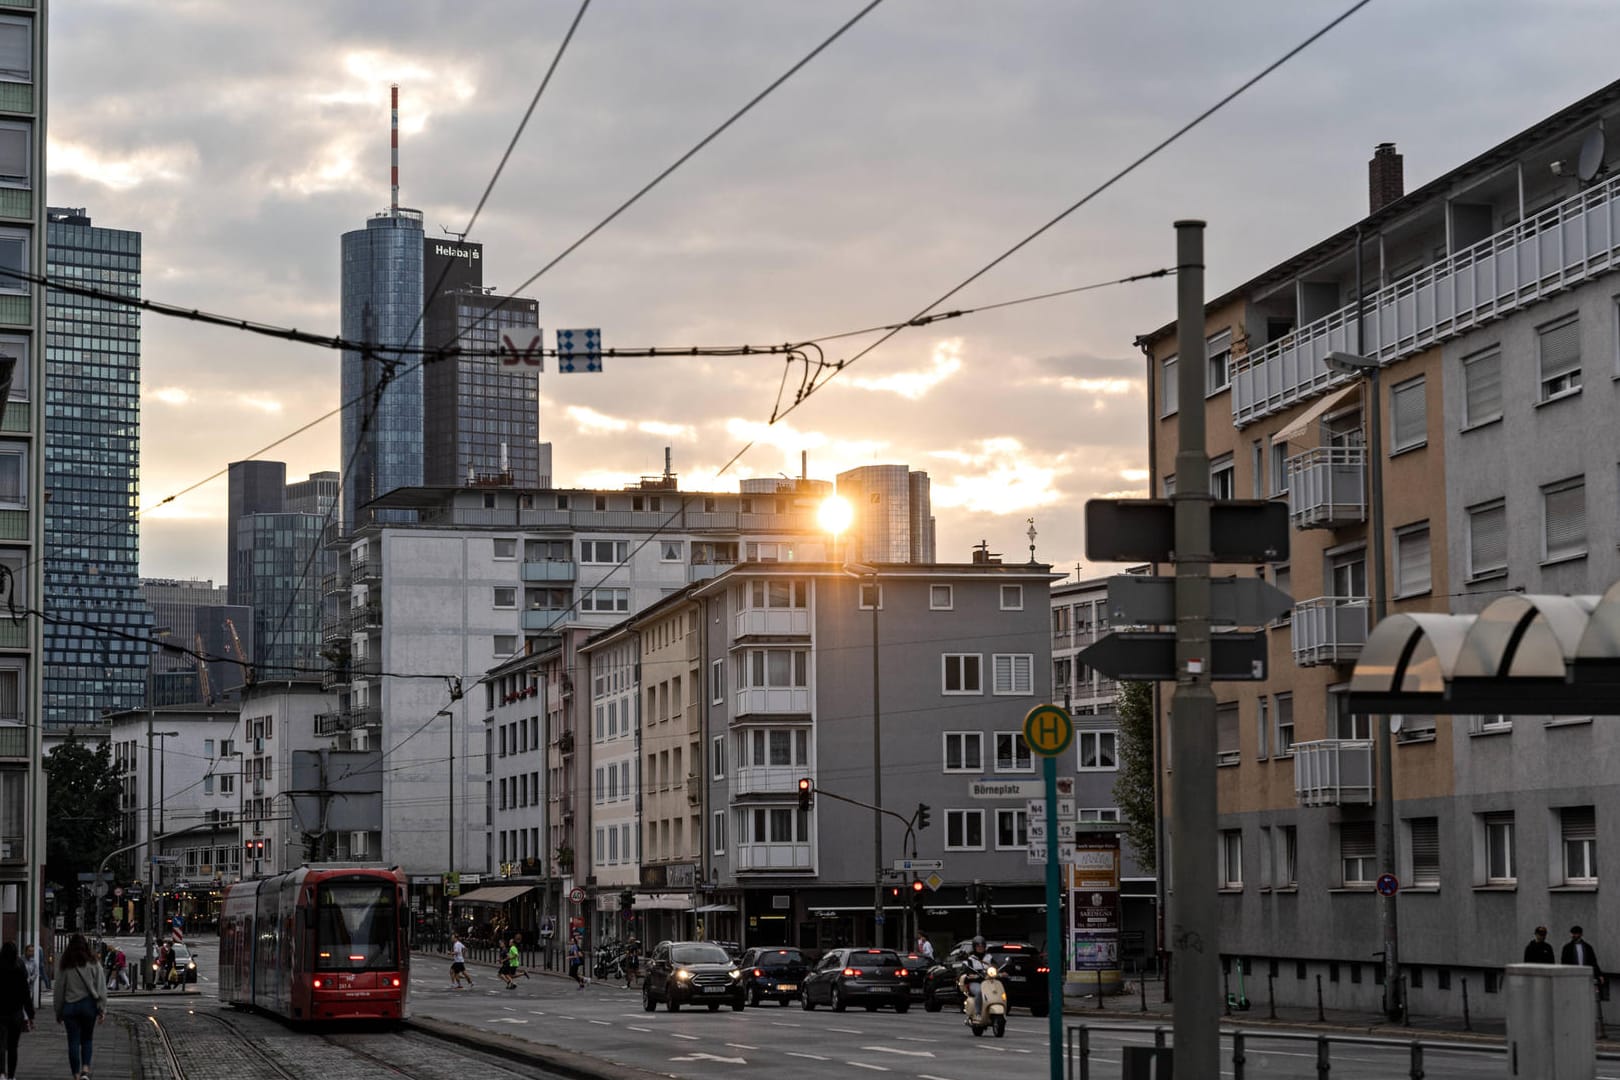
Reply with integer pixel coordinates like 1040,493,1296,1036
52,935,107,1080
0,940,35,1080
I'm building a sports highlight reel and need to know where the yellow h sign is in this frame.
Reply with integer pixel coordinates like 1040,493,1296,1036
1023,704,1074,757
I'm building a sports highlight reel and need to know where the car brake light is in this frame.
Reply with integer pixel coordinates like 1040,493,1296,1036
313,978,322,988
1037,966,1050,973
842,968,861,977
865,949,882,954
895,970,906,977
392,977,401,987
753,968,763,977
349,954,365,961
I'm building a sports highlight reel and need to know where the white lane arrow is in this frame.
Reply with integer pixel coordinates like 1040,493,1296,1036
862,1046,936,1058
670,1052,747,1064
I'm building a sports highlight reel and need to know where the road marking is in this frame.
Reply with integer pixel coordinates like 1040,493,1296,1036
725,1043,758,1050
919,1075,963,1080
528,1011,546,1016
487,1017,528,1024
846,1063,889,1072
770,1021,803,1028
589,1020,611,1026
862,1046,935,1058
894,1036,935,1043
785,1052,827,1061
670,1053,747,1064
828,1026,863,1034
671,1033,701,1041
628,1026,653,1033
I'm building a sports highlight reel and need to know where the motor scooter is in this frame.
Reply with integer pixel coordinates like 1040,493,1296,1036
957,965,1008,1037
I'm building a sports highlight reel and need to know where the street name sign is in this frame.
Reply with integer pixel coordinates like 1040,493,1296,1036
1085,498,1290,563
970,779,1042,799
1106,574,1294,627
1077,630,1268,682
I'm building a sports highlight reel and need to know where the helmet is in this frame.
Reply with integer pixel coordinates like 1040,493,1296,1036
972,936,986,948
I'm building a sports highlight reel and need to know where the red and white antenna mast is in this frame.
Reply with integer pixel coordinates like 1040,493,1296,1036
390,83,400,212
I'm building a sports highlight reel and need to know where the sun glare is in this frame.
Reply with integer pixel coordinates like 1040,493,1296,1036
817,495,854,535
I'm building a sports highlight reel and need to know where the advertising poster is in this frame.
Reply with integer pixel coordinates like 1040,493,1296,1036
1067,832,1122,993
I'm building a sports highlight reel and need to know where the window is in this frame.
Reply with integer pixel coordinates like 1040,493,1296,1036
1270,439,1290,496
0,125,26,188
1256,697,1269,760
1538,315,1581,401
1542,478,1586,562
929,584,953,610
1078,730,1118,771
858,583,882,610
1462,347,1502,428
0,338,26,403
204,775,214,795
942,654,983,695
738,648,808,689
661,541,683,562
1467,500,1507,579
1216,702,1239,766
943,732,982,772
1209,453,1235,500
0,20,29,83
1079,808,1120,822
1278,826,1297,888
1410,817,1439,887
580,588,629,612
1220,830,1243,889
493,634,517,656
995,809,1028,850
1160,355,1178,416
1340,822,1375,886
1274,693,1294,756
493,587,516,609
712,810,726,855
711,736,725,779
0,234,23,296
1000,585,1024,611
991,654,1034,696
1390,376,1427,452
220,775,235,795
945,809,985,851
1467,713,1512,735
493,538,517,560
1394,524,1431,597
0,444,24,507
1206,329,1232,393
1271,564,1291,625
710,659,724,704
579,540,628,564
994,732,1032,773
1561,806,1597,885
1483,811,1516,884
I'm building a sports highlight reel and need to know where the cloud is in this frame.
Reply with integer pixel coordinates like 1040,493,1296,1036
50,138,195,190
234,393,283,414
638,420,696,440
566,405,630,434
928,437,1068,516
845,338,963,400
147,387,192,406
1053,376,1141,396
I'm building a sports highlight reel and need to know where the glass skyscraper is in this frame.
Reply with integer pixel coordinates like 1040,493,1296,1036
423,290,542,488
340,209,423,531
241,512,324,680
835,464,937,563
43,207,154,729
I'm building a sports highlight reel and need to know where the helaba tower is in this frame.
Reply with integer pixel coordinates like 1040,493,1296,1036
340,85,424,531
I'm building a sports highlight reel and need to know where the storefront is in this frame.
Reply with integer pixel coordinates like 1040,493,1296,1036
738,885,1051,955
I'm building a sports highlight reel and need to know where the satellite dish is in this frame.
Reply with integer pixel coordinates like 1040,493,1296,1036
1577,128,1606,183
1388,715,1403,734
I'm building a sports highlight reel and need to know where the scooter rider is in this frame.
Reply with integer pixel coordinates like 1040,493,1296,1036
962,936,991,1015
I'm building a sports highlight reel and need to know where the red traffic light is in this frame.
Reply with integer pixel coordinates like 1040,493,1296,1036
797,778,811,793
911,880,924,893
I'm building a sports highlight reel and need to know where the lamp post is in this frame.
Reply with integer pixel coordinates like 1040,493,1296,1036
439,709,455,926
142,719,179,989
1326,349,1397,1019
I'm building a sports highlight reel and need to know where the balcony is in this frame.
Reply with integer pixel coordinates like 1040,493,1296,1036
314,712,345,737
321,572,343,596
523,608,571,631
1233,169,1620,426
735,842,813,873
686,773,702,806
321,616,346,641
734,609,811,638
1293,739,1374,806
344,703,381,730
349,604,382,632
733,688,811,719
731,765,808,798
1286,446,1367,529
522,560,577,583
350,554,379,584
1292,596,1369,666
320,667,349,691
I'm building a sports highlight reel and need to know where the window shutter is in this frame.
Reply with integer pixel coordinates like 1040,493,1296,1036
1544,482,1585,560
1013,654,1032,694
1539,319,1581,379
1216,703,1239,757
1561,806,1596,842
1396,528,1430,596
1410,818,1440,883
1391,377,1426,449
1161,356,1178,414
1469,504,1507,575
1341,821,1376,859
1464,350,1501,425
0,25,26,83
993,655,1012,694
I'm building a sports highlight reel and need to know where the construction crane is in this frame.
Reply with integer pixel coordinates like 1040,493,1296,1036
224,617,253,687
194,634,213,705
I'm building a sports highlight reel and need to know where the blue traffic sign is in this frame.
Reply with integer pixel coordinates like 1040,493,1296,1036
1376,873,1399,896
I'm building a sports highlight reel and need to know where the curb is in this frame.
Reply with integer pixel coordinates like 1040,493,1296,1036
409,1014,674,1080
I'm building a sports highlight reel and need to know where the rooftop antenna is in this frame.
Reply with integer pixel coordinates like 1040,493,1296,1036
441,225,469,242
801,450,808,481
664,446,673,481
390,84,400,212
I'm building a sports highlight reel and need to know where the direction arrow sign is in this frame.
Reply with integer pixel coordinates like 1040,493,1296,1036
1077,630,1268,682
892,859,944,872
1107,574,1294,627
1085,498,1289,563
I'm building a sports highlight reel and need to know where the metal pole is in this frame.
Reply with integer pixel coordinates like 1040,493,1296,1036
143,711,154,988
1042,754,1063,1080
1170,219,1218,1071
870,572,883,949
448,709,455,923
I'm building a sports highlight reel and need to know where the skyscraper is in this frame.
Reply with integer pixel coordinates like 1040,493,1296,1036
42,207,154,730
226,459,285,606
422,237,542,487
835,465,936,563
285,470,339,516
239,512,324,680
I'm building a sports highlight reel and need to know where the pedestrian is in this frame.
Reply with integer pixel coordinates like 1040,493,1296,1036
0,940,35,1080
1562,925,1606,988
449,934,472,989
567,937,585,990
505,938,524,989
497,935,515,990
916,932,934,963
623,936,640,989
1524,925,1556,964
511,933,530,981
21,943,37,1007
53,934,107,1080
112,948,128,993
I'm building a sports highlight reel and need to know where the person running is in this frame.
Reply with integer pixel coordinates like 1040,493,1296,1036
53,934,107,1080
497,936,516,990
0,941,35,1080
505,939,523,990
449,934,472,989
511,933,531,981
567,937,585,990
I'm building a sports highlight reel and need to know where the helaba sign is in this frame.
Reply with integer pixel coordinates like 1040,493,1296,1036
434,243,480,260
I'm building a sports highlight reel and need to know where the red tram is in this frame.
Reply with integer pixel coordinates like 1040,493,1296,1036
220,866,409,1022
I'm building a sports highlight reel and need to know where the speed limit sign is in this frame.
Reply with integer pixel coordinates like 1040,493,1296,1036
569,887,586,904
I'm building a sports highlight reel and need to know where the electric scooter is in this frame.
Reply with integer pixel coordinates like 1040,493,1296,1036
958,965,1008,1038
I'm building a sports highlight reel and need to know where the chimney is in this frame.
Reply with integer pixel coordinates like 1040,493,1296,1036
1369,142,1403,213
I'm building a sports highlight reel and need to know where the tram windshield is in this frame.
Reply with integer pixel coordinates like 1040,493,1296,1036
314,881,398,971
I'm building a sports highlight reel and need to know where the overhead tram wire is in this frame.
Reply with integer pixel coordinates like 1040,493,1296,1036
767,0,1377,424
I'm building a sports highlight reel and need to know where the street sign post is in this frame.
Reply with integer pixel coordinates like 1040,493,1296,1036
1024,704,1072,1080
1077,630,1268,682
1084,498,1290,563
1107,574,1294,627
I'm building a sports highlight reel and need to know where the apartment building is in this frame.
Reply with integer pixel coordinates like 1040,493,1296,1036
237,677,336,879
1139,79,1620,1017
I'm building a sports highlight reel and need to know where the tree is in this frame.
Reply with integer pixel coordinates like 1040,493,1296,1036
1112,681,1156,873
43,737,125,892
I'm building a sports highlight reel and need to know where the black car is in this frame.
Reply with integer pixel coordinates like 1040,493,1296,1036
897,952,930,1000
922,940,1049,1016
642,940,747,1012
738,946,810,1006
801,947,912,1013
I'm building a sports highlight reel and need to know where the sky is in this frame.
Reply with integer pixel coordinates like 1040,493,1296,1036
43,0,1620,583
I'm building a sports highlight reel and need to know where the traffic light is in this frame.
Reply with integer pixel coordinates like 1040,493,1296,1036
916,803,931,831
982,884,995,914
910,879,925,909
619,889,634,913
797,778,814,812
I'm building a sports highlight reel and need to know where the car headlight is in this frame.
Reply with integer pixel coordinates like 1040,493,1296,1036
675,969,693,981
728,968,743,980
187,962,196,970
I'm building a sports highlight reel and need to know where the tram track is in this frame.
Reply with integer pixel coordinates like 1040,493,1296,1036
323,1028,561,1080
147,1009,302,1080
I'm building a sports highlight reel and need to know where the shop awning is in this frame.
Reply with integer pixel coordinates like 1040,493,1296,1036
635,893,692,911
694,903,737,913
453,885,536,905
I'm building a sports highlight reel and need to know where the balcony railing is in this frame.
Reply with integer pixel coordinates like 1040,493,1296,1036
734,609,811,638
521,560,577,583
733,688,811,719
523,608,571,631
1292,597,1369,666
321,572,343,596
350,554,379,583
314,712,344,737
1286,446,1367,529
349,604,382,632
1293,739,1374,806
1233,169,1620,426
731,764,809,797
321,616,346,641
735,841,813,872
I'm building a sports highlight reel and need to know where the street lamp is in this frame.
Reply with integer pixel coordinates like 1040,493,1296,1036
439,708,455,926
142,722,178,989
1325,349,1398,1019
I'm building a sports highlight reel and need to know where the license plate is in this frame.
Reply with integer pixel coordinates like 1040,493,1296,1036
703,986,726,994
1005,975,1026,982
777,984,797,992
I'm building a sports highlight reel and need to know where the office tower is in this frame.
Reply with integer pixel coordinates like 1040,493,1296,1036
339,89,424,531
226,460,285,606
139,578,252,702
239,512,324,680
285,470,339,517
42,207,155,731
834,465,937,563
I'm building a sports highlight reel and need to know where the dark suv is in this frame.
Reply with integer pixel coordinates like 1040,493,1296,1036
738,946,810,1006
642,940,747,1012
922,940,1049,1016
801,947,912,1013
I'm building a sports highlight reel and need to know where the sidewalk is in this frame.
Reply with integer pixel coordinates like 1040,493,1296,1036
11,1009,144,1079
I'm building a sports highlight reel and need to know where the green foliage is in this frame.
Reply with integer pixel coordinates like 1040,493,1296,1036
1111,681,1157,873
43,737,125,885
